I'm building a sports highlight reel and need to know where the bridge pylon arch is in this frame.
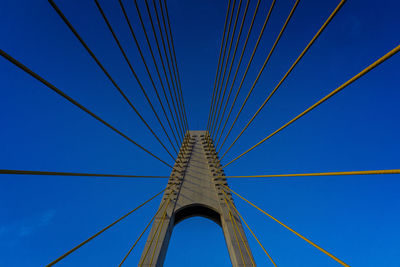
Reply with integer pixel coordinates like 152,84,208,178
139,131,255,266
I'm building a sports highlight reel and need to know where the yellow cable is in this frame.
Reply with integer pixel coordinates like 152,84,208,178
213,0,252,145
219,0,300,160
223,169,400,178
219,0,346,161
232,212,255,266
223,43,400,168
150,198,171,265
230,210,246,265
214,0,264,149
216,0,277,152
222,190,277,266
46,187,167,266
224,198,246,265
210,0,237,137
222,185,349,266
207,0,233,131
211,0,244,138
119,200,168,266
224,196,255,266
0,169,170,178
139,198,171,266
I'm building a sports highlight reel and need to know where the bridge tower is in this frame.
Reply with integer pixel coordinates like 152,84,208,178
139,130,255,266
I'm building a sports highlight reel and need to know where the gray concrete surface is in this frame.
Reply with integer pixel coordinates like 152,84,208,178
139,131,255,266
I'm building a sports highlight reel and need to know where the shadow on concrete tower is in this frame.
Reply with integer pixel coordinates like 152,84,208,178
139,131,255,266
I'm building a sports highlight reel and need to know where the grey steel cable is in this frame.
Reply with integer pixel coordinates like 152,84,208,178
151,0,187,136
133,0,183,145
0,49,172,168
160,0,190,132
49,0,175,163
143,0,185,140
118,0,181,151
95,0,178,159
207,0,233,132
0,169,169,178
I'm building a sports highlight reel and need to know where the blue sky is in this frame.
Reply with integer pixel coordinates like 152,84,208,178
1,0,399,266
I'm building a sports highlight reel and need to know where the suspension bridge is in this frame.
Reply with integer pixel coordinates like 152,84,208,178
1,0,399,266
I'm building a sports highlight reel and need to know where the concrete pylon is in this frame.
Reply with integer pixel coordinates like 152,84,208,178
139,130,255,266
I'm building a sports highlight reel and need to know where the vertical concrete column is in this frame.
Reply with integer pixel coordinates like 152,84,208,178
139,131,255,266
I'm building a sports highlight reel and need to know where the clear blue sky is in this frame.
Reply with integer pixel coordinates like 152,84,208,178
1,0,399,266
